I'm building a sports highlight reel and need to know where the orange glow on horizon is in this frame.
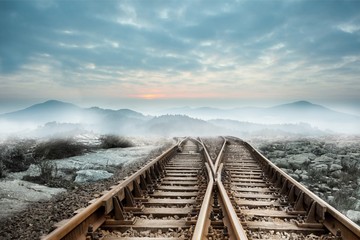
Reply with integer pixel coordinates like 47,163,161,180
138,94,165,100
130,91,228,100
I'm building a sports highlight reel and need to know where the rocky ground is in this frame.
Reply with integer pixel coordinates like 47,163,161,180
251,135,360,225
202,136,224,161
0,136,173,240
0,135,359,239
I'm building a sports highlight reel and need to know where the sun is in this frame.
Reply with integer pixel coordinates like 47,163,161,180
139,94,164,100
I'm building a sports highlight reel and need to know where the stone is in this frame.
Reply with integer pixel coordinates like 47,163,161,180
272,158,289,169
289,173,300,181
330,170,342,178
313,155,334,164
312,155,334,164
300,174,309,181
346,210,360,222
318,184,331,192
312,163,328,171
74,170,113,183
288,154,312,169
329,164,342,172
273,150,286,158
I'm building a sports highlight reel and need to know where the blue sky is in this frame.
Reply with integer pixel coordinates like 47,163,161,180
1,0,360,114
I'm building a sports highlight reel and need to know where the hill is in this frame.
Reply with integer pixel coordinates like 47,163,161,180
164,101,360,133
0,100,358,136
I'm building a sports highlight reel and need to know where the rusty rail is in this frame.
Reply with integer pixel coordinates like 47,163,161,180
191,162,214,240
197,138,216,176
41,136,360,240
198,137,226,178
216,163,248,240
200,137,247,240
213,136,227,175
42,140,183,240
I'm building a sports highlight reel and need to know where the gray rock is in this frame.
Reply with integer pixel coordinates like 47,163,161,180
288,154,312,169
300,174,309,181
313,155,334,164
289,173,300,181
330,170,342,178
356,200,360,209
0,179,65,219
272,150,286,158
329,164,342,172
272,158,289,168
75,170,113,183
318,184,331,192
283,168,293,174
346,210,360,222
311,163,328,171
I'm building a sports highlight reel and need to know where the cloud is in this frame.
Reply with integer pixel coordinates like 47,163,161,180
0,0,360,106
336,23,360,34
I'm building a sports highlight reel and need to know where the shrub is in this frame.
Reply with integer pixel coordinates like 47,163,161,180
0,142,35,173
0,159,4,178
34,138,86,160
99,135,134,149
38,159,57,182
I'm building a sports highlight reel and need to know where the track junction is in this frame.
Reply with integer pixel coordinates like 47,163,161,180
42,137,360,240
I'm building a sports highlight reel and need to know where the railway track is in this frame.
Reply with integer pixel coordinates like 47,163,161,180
42,137,360,240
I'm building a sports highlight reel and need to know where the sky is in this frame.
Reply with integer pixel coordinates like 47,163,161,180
1,0,360,115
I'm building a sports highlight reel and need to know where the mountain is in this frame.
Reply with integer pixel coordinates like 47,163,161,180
0,100,147,126
1,100,82,123
164,101,360,133
0,100,358,136
162,106,227,119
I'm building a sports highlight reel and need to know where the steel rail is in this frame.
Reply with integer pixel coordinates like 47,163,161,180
216,163,248,240
200,137,248,239
244,140,360,240
196,138,216,176
42,141,182,240
213,136,227,175
191,162,214,240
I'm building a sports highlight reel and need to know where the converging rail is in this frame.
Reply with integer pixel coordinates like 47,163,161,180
42,137,360,240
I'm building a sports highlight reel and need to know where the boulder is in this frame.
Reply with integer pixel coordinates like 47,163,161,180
289,173,300,181
330,170,342,178
273,150,286,158
300,173,309,181
313,155,334,164
272,158,289,169
312,163,328,171
329,164,342,172
288,154,312,169
346,210,360,222
75,170,113,183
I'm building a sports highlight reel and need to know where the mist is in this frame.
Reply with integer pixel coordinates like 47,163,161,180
0,100,359,141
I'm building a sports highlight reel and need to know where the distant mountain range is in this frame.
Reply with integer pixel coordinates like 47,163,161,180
162,101,360,133
1,100,147,124
0,100,359,137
